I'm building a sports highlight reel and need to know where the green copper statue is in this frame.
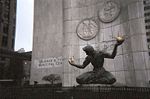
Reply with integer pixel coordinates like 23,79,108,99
68,36,124,85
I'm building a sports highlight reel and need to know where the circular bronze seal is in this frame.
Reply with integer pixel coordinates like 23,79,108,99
98,1,121,23
76,18,99,41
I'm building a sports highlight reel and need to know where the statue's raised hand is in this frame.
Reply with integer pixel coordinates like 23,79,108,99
68,56,75,65
115,36,125,46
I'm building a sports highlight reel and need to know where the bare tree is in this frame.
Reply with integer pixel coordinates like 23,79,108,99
42,74,61,85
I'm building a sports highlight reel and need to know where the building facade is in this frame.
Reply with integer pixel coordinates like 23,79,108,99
0,0,17,70
0,48,31,86
31,0,150,87
0,0,16,80
0,0,16,50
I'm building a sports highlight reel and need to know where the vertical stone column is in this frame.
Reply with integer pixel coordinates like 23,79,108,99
30,0,63,85
128,0,149,87
63,0,80,86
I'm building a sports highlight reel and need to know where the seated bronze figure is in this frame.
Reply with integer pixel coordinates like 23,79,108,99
68,37,124,85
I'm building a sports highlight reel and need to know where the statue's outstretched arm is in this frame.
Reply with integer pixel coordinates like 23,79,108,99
103,44,118,59
68,57,90,69
103,38,124,59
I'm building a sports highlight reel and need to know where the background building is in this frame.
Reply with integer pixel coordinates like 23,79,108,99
31,0,150,87
0,0,32,87
0,0,17,79
0,0,16,50
0,48,31,86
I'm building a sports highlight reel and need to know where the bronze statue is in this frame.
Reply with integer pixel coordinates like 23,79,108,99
68,36,124,85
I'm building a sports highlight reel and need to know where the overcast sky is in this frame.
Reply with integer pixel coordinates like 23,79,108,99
15,0,34,52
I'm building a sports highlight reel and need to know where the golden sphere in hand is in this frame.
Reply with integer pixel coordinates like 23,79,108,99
116,36,124,41
69,56,74,63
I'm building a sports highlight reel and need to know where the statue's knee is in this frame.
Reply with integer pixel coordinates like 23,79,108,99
109,78,116,84
76,77,84,84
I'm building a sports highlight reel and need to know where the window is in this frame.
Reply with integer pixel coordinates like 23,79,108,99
144,5,150,10
3,24,9,34
4,12,9,21
147,38,150,42
145,19,150,23
144,0,150,5
12,26,15,36
5,0,10,9
144,12,150,16
2,36,8,47
146,32,150,35
0,2,2,18
146,25,150,29
1,57,5,61
11,38,14,49
148,44,150,49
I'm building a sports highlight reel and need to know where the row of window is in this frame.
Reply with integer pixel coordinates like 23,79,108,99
3,23,9,34
0,0,10,18
1,35,15,49
144,0,150,56
146,32,150,35
0,0,16,49
2,36,8,47
0,23,15,36
145,25,150,29
0,0,10,34
145,18,150,23
144,5,150,10
143,0,150,5
4,0,10,21
145,12,150,16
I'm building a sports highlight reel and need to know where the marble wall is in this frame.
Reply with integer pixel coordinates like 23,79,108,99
63,0,150,87
30,0,64,84
31,0,150,87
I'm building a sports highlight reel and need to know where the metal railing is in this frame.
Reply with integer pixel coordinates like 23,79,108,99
0,86,150,99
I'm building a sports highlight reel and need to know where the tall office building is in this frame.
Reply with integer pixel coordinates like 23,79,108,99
0,0,17,79
0,0,16,50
